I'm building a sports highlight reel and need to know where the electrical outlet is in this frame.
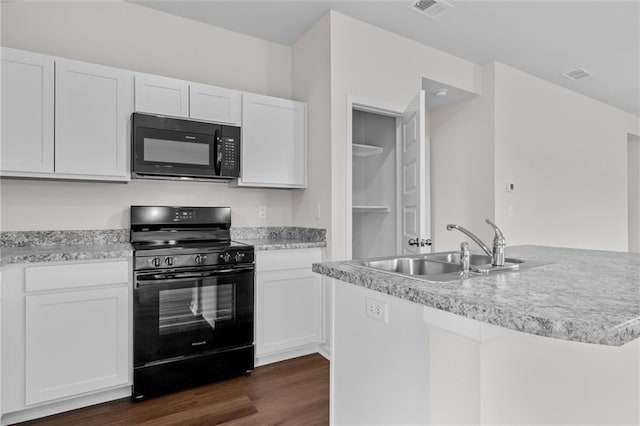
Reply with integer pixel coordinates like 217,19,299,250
258,206,267,219
365,298,388,324
313,204,321,220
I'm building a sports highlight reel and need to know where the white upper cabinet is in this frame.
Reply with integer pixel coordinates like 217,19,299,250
237,94,307,188
1,48,55,173
55,59,132,178
134,73,189,118
1,48,132,181
189,83,242,125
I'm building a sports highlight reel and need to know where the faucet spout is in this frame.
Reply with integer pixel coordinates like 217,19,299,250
446,224,493,259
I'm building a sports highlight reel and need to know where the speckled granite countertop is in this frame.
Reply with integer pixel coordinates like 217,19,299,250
312,245,640,346
1,227,326,267
232,227,326,250
1,229,132,267
1,244,133,267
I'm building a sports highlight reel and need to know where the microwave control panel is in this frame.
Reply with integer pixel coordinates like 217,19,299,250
221,137,237,170
219,125,241,177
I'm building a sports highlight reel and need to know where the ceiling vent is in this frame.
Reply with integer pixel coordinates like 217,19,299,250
562,68,594,81
409,0,454,19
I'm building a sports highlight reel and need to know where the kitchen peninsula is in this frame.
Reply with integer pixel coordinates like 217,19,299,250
313,245,640,425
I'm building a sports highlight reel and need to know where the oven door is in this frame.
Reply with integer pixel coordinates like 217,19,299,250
133,127,220,178
133,265,254,366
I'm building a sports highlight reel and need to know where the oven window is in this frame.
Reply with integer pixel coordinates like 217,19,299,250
158,283,235,335
143,138,210,165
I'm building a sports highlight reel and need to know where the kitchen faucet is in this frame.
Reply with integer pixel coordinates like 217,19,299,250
446,219,506,267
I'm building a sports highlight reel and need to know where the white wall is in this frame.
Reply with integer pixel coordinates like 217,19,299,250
629,134,640,252
0,179,293,231
291,14,332,235
0,1,291,98
493,62,640,251
430,63,496,252
329,11,482,260
0,1,294,231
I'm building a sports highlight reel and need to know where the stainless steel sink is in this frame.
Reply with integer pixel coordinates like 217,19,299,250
360,258,461,275
425,252,493,265
354,251,537,282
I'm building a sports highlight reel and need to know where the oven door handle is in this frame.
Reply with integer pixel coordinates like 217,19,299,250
136,266,254,286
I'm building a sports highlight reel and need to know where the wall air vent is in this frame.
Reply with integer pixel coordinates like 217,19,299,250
409,0,454,18
562,68,593,81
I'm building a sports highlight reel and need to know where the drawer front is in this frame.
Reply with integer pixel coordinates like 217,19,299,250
256,248,322,273
25,260,129,292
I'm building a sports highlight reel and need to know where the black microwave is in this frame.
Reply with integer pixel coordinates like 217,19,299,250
132,113,240,180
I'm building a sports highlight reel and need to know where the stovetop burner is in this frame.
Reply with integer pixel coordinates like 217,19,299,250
132,240,248,251
130,206,254,271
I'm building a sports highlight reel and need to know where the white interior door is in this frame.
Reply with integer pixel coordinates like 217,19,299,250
401,90,430,255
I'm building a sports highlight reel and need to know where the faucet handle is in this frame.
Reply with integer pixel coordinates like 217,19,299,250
460,241,470,276
485,218,506,267
485,218,505,244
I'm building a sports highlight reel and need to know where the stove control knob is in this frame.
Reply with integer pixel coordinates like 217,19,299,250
234,252,245,262
150,257,161,267
194,255,206,265
219,253,231,263
165,256,174,266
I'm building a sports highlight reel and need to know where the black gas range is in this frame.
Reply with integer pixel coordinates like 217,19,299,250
130,206,255,401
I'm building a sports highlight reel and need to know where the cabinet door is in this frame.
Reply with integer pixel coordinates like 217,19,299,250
0,48,54,173
25,287,129,405
134,74,189,118
55,59,132,177
238,94,306,188
190,83,241,125
256,268,322,356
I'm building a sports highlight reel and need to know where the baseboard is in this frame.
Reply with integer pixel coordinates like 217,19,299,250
318,343,332,361
1,386,131,425
255,344,325,367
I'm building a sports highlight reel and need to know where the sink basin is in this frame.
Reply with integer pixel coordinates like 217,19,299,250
425,252,524,267
360,258,461,275
425,252,492,265
354,251,536,282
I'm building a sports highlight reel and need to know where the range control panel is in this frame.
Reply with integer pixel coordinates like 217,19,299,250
173,209,195,221
134,247,255,271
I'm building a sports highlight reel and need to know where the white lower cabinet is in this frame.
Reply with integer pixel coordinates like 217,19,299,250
25,287,128,405
255,248,324,365
1,259,131,425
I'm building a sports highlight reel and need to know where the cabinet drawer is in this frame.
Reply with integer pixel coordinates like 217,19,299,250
256,248,322,273
25,260,129,292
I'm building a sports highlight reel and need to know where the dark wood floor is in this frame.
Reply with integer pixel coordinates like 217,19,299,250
23,354,329,426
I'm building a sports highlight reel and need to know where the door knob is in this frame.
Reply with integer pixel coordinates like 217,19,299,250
408,238,432,247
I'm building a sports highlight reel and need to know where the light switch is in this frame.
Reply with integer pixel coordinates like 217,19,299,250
506,182,515,192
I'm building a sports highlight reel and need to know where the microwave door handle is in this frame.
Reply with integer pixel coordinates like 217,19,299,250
214,130,222,175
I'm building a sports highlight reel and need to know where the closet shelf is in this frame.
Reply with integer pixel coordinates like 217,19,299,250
352,143,384,157
352,205,391,213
